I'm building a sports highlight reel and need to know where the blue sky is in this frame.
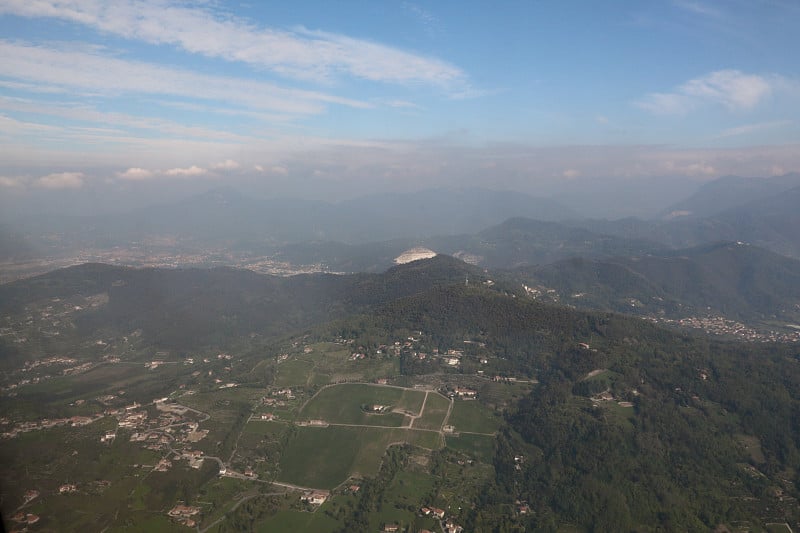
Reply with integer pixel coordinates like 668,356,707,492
0,0,798,205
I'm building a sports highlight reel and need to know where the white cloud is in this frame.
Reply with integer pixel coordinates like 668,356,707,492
387,100,422,109
0,41,370,115
637,70,775,115
0,1,467,90
117,167,155,181
0,96,256,142
682,162,716,176
771,165,786,176
713,120,792,139
673,0,722,18
0,176,24,188
212,159,240,171
270,166,289,176
164,165,207,177
562,169,580,179
682,70,772,109
35,172,84,189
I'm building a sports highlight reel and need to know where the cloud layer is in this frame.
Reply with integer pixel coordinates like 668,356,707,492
0,0,467,90
637,70,775,114
0,41,369,115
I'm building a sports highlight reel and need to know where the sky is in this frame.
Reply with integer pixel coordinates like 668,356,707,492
0,0,799,213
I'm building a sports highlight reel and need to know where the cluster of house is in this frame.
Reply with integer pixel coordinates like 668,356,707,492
443,520,465,533
176,449,205,470
659,315,800,343
117,404,147,428
22,356,78,371
10,511,40,526
116,399,208,456
167,504,201,528
1,413,102,440
271,388,296,400
155,458,173,472
452,387,478,399
384,519,461,533
261,396,289,408
300,490,329,506
516,500,531,515
420,506,446,519
589,390,634,409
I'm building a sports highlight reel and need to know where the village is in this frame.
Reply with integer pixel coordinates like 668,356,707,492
655,315,800,343
1,321,525,531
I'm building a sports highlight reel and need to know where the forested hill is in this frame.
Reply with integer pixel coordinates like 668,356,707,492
0,256,485,351
340,284,800,530
2,257,800,530
511,241,800,323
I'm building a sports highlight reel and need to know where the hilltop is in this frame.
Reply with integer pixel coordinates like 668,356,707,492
1,257,800,531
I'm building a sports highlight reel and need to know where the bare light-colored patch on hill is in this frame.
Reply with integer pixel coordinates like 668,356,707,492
394,247,437,264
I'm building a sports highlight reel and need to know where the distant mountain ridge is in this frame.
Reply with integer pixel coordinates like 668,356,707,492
567,182,800,260
270,217,669,273
5,186,576,257
511,241,800,323
661,172,800,219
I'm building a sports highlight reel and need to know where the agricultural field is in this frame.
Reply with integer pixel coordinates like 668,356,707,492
447,399,502,434
273,342,399,387
478,380,535,409
232,420,293,479
412,391,451,430
445,433,496,463
278,425,441,489
299,383,426,426
255,508,341,533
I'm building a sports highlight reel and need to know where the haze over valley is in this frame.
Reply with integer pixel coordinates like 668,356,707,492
2,2,800,532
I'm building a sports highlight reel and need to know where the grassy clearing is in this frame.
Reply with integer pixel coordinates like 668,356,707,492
368,507,418,532
278,426,441,489
407,429,442,450
384,470,436,506
448,400,501,434
299,384,425,426
179,387,262,413
446,433,496,463
255,508,340,533
14,363,171,408
413,392,450,430
736,434,766,464
106,512,178,532
601,399,636,424
275,343,399,388
274,359,314,387
243,419,287,436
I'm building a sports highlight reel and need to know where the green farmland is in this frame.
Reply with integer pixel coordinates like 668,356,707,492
299,383,426,426
278,425,441,489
